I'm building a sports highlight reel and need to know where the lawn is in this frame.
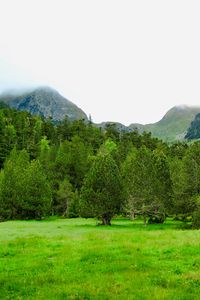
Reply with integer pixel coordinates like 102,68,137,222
0,218,200,299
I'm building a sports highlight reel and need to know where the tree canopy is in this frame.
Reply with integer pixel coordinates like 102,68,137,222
0,105,200,227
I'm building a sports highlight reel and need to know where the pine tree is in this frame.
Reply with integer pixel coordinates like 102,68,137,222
80,143,124,225
152,150,172,215
21,160,52,219
0,148,29,220
55,179,75,217
123,146,157,225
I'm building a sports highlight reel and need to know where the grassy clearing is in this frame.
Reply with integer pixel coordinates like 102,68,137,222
0,218,200,299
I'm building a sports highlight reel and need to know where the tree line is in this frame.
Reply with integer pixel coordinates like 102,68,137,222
0,103,200,228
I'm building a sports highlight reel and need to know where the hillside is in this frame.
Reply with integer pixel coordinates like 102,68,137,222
185,112,200,140
129,105,200,142
96,105,200,142
0,87,88,122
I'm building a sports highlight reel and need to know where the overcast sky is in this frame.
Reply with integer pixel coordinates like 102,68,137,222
1,0,200,125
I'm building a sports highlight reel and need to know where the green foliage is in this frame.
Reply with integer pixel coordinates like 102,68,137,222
0,149,51,220
123,147,155,224
21,160,52,219
192,196,200,228
182,143,200,196
192,207,200,228
104,123,120,142
1,105,200,223
123,147,172,224
55,179,79,217
81,146,125,225
103,139,118,153
0,148,29,220
153,149,172,211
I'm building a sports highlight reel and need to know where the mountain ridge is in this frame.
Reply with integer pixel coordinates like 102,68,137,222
96,105,200,142
0,86,200,142
132,105,200,141
0,86,88,122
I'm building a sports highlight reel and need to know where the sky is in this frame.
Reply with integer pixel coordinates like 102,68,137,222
1,0,200,125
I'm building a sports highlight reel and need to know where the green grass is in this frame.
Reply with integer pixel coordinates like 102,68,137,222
0,218,200,299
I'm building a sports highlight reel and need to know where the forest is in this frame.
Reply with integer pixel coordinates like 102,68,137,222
0,103,200,229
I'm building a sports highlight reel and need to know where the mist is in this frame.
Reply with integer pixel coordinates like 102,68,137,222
1,1,200,125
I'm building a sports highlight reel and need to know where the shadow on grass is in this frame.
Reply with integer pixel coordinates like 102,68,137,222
18,217,191,231
74,220,186,231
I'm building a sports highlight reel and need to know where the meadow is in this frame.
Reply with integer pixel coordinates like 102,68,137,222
0,218,200,300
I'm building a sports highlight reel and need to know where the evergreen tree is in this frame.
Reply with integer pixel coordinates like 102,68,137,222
0,149,29,220
123,146,157,225
80,143,124,225
152,150,172,214
21,160,52,219
55,179,75,217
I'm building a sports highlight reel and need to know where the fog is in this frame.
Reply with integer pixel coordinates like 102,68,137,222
0,60,41,94
1,0,200,125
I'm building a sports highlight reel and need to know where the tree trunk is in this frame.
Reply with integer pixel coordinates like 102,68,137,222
101,215,111,225
62,200,68,218
143,214,147,226
130,210,135,220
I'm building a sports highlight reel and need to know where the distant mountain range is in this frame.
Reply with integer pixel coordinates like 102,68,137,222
0,86,200,142
97,105,200,142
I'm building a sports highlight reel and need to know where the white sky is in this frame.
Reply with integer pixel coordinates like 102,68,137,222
0,0,200,125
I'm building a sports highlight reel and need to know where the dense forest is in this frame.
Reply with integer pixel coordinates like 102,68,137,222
0,103,200,228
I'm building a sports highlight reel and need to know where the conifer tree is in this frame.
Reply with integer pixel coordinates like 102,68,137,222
123,146,157,225
80,142,124,225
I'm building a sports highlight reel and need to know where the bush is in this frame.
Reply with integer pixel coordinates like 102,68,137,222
173,214,192,222
148,214,165,224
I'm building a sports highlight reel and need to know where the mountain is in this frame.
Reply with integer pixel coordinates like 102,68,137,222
0,87,199,142
129,105,200,142
95,121,132,133
96,106,200,142
0,86,88,122
185,112,200,140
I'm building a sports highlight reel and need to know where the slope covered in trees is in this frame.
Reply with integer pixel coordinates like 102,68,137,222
0,104,200,227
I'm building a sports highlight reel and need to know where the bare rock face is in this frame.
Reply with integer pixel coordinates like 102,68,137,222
0,86,88,122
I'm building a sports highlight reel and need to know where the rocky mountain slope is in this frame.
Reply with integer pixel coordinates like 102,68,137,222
0,87,88,122
185,112,200,140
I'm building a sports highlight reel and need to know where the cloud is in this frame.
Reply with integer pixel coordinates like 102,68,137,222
0,1,200,125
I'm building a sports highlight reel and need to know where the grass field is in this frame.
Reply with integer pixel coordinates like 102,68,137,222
0,218,200,300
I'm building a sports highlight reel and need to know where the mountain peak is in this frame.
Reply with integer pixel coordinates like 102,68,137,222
174,104,189,110
173,104,200,111
33,86,61,95
130,105,200,142
0,86,88,122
